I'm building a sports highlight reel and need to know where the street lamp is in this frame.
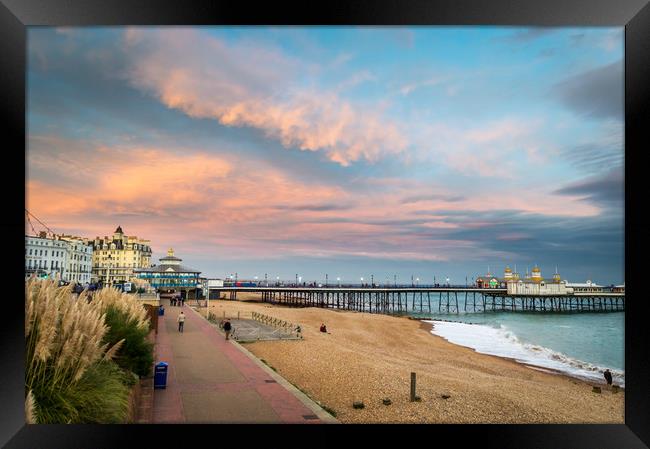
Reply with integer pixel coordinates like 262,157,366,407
446,277,450,286
416,277,419,287
360,277,364,287
337,276,341,287
105,254,112,287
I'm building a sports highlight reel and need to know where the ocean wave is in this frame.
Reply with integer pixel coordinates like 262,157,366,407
426,320,625,386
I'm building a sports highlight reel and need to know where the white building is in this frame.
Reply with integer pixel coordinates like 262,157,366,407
565,280,605,294
507,280,568,295
58,235,93,284
25,232,93,284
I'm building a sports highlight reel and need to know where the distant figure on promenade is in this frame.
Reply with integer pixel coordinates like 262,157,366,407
604,369,613,386
320,323,327,333
223,319,232,340
177,311,186,333
171,297,176,307
180,297,185,307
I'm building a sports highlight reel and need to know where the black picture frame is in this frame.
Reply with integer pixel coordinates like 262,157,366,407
2,0,648,447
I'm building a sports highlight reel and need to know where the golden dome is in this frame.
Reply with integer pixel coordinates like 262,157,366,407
532,266,541,273
504,266,512,273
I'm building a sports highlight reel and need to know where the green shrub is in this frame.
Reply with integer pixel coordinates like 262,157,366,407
103,305,154,377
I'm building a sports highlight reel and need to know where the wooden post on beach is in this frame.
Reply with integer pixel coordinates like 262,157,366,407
410,372,417,402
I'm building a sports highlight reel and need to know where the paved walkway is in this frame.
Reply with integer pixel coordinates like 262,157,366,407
152,300,336,424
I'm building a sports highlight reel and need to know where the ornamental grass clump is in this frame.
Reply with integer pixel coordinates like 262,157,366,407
91,286,150,332
90,287,154,378
25,277,129,423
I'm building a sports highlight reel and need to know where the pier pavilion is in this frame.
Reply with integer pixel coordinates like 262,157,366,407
135,248,202,299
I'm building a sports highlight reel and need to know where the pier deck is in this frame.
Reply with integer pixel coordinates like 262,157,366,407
207,287,625,314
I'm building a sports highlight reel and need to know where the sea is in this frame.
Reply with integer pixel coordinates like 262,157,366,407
410,309,624,386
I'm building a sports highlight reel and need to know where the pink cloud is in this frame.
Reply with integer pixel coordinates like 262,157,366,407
27,133,600,266
121,28,409,167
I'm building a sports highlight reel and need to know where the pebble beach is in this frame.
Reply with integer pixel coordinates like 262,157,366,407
200,296,624,424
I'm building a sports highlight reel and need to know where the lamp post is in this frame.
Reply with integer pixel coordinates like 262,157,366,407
105,254,112,287
371,274,374,288
276,276,280,286
337,277,341,287
326,274,328,287
446,277,450,287
360,277,364,287
416,277,419,287
265,273,268,286
394,274,397,287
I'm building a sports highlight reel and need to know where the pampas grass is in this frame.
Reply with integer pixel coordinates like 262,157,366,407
25,277,130,423
90,287,150,332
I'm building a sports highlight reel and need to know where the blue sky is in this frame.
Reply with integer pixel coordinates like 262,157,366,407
26,26,624,284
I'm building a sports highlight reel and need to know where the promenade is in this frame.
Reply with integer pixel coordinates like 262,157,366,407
152,299,337,423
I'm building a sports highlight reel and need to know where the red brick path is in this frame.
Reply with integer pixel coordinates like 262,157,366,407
152,301,329,423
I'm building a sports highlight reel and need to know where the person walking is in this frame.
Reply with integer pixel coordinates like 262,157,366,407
177,311,186,333
604,369,613,387
223,319,232,340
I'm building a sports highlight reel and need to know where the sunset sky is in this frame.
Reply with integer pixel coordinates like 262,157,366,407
26,27,624,284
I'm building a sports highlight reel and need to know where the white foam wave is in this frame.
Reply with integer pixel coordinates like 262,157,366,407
426,320,624,387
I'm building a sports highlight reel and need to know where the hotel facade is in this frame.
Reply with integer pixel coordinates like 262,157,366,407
90,226,152,285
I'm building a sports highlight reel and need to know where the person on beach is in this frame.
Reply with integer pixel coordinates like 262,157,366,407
223,319,232,340
604,369,613,387
177,311,186,333
320,323,327,333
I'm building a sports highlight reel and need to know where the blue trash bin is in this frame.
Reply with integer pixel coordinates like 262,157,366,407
158,305,165,316
154,362,168,389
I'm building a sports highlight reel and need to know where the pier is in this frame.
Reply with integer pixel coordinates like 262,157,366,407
208,287,625,314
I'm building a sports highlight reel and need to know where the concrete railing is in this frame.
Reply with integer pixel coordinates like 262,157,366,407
251,311,302,337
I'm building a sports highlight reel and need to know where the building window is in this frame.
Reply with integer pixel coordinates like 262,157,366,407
29,249,32,255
